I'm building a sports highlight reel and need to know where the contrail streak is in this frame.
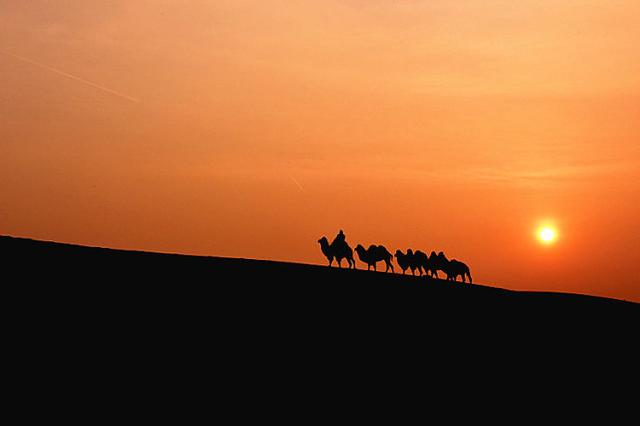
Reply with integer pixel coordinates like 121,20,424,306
289,175,305,192
1,50,140,103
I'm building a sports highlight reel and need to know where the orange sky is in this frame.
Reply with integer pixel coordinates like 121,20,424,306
1,1,639,301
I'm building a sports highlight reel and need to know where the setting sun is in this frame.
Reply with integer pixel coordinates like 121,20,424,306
538,227,557,244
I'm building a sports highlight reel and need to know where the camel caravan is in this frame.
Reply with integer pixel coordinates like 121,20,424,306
318,230,472,284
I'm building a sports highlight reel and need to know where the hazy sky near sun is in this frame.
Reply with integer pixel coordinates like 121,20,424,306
1,1,639,300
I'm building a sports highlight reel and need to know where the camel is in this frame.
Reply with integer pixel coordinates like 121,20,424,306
395,249,421,275
413,250,432,277
430,251,472,283
318,236,355,269
429,251,447,279
355,244,394,272
394,249,412,275
443,259,472,284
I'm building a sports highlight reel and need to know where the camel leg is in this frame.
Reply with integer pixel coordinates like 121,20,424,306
337,258,342,268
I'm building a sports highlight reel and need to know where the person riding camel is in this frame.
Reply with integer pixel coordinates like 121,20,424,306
332,230,346,247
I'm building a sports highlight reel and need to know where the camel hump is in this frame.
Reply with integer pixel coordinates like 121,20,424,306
449,259,469,272
415,250,428,261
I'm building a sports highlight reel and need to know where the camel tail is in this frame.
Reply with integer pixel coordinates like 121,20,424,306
467,269,472,285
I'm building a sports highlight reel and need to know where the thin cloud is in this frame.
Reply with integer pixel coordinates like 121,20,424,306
1,50,140,103
459,161,640,186
289,175,305,192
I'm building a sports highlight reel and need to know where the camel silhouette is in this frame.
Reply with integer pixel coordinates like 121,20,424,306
318,236,355,269
396,249,433,277
430,251,472,283
413,250,432,277
355,244,394,272
316,233,470,282
422,251,440,278
444,259,472,284
429,251,446,279
394,249,412,274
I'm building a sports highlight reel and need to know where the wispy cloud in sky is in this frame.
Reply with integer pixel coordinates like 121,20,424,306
1,50,140,103
457,161,640,187
289,175,306,192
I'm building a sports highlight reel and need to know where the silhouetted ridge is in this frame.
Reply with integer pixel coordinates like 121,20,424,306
2,235,637,322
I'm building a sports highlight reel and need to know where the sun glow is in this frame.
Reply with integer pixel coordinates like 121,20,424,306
537,226,557,244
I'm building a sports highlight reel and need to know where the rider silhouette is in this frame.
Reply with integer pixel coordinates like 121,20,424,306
332,230,346,246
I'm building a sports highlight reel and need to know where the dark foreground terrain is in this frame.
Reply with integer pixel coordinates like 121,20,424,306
5,234,639,392
4,235,636,318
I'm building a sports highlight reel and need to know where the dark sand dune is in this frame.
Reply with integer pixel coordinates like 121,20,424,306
4,235,636,316
5,234,638,385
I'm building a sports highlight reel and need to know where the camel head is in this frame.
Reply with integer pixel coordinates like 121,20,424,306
355,244,366,252
318,236,329,246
